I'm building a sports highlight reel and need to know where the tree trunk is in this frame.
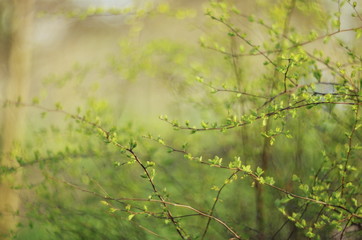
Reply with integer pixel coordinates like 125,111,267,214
255,121,271,240
0,0,33,238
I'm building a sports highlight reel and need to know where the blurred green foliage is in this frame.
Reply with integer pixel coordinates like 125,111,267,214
1,0,362,239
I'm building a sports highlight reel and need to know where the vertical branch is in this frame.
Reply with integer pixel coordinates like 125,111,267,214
256,119,270,240
0,0,33,238
341,103,360,197
201,171,239,239
128,150,189,240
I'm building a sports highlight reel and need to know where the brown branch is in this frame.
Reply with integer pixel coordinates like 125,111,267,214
210,16,278,68
212,88,268,99
4,101,189,240
347,1,362,22
305,52,357,90
341,102,360,196
46,174,242,239
201,171,239,239
163,100,361,132
339,215,354,240
207,20,362,59
197,76,268,99
151,141,362,220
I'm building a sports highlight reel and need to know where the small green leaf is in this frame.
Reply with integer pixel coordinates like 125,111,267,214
201,121,208,129
313,69,322,81
242,165,252,173
256,167,264,176
355,28,362,39
195,76,204,83
109,208,117,213
32,97,40,104
265,177,275,185
305,228,315,238
55,102,63,110
292,174,300,182
129,140,137,150
239,45,245,53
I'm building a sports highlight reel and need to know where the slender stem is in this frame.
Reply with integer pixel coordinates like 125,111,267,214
201,171,239,239
46,174,242,240
163,100,362,132
154,141,362,220
341,103,360,196
6,101,189,240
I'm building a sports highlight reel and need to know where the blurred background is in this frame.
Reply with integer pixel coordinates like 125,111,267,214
0,0,361,239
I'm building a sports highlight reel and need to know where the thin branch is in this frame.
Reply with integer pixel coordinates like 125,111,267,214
339,215,354,240
46,174,242,239
206,21,362,59
197,76,268,99
207,16,276,67
305,52,357,90
210,88,268,99
347,1,362,22
150,141,362,220
284,59,292,92
4,101,189,240
201,171,239,239
163,100,361,132
341,103,360,196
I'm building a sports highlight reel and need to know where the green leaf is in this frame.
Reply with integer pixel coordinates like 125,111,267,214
55,102,63,110
256,167,264,176
292,174,300,182
201,121,208,129
195,76,204,83
265,177,275,185
299,184,309,193
242,165,252,173
109,208,117,213
239,45,245,52
305,228,315,238
32,97,40,104
355,28,362,39
140,174,148,179
313,69,322,81
129,140,137,150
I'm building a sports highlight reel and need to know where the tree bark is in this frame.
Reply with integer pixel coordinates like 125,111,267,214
0,0,33,238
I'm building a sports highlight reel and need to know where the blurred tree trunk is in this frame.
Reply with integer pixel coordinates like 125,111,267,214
255,2,296,238
0,0,33,238
256,122,270,240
